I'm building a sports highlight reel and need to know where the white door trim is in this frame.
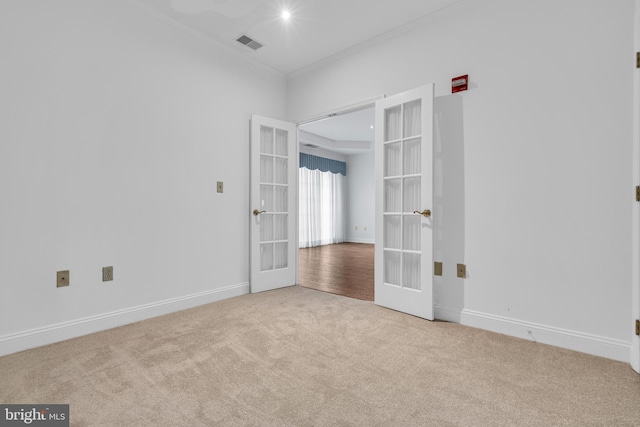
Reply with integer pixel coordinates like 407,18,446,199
631,0,640,374
295,96,384,126
294,98,380,288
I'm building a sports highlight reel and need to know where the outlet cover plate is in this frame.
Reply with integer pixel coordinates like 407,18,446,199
434,262,443,276
57,270,70,287
102,266,113,282
457,264,466,278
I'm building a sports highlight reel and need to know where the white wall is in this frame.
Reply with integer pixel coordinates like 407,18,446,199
346,152,375,244
298,145,347,162
288,0,634,361
0,0,287,355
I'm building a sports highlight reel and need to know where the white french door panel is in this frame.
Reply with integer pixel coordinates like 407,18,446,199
250,115,297,293
374,84,434,320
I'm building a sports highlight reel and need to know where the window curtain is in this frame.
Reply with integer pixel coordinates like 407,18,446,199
299,154,346,248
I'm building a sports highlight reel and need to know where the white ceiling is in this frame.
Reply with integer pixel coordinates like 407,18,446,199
135,0,463,76
135,0,461,154
299,106,375,155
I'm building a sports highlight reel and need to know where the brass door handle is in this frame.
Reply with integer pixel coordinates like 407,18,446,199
253,209,266,216
413,209,431,218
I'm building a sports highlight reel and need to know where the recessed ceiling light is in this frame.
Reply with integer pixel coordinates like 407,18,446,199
281,10,291,20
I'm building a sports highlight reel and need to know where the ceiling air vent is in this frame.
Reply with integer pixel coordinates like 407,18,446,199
236,35,263,51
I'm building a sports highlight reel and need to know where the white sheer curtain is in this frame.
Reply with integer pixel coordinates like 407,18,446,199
299,167,345,248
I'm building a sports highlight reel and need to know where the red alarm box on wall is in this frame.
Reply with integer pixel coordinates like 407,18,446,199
452,75,468,93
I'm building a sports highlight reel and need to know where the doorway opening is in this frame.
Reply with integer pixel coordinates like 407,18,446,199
299,243,374,300
297,105,375,301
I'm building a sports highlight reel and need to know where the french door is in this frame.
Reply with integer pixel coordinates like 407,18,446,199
374,84,434,319
249,115,297,293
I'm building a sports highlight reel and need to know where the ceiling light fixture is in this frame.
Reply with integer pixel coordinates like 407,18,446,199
281,10,291,20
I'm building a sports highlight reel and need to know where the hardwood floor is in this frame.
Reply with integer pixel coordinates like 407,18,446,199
299,243,374,301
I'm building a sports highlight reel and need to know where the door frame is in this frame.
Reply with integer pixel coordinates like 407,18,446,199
631,0,640,374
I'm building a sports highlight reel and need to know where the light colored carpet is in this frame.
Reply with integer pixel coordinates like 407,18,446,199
1,286,639,426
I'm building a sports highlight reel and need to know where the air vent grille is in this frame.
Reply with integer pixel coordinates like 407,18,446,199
236,35,263,50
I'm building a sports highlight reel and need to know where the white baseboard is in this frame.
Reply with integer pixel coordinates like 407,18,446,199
434,304,462,323
345,238,374,244
435,305,630,363
0,282,249,357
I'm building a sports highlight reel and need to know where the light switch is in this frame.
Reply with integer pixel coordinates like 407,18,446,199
217,181,223,193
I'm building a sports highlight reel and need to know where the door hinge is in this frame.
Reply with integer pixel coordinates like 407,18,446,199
636,52,640,68
636,186,640,202
636,319,640,336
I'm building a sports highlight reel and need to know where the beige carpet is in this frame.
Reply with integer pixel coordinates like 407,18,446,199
1,286,639,426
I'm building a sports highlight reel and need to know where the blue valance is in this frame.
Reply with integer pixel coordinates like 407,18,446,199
300,153,346,176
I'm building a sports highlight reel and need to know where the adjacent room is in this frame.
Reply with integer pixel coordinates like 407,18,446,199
298,107,375,301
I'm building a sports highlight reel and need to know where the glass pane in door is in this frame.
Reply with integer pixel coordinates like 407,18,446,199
260,243,273,271
260,214,274,242
261,156,273,183
275,242,288,269
384,215,401,249
403,100,421,138
403,215,421,251
261,126,274,154
274,187,287,212
384,142,401,177
274,214,288,240
402,253,421,290
384,179,401,212
403,138,421,175
385,106,401,141
261,184,273,212
384,251,401,286
274,158,288,184
403,177,421,213
275,129,288,156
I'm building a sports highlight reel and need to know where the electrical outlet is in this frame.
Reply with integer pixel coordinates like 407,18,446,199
355,226,358,230
102,266,113,282
57,270,70,287
364,226,367,231
434,262,443,276
457,264,467,278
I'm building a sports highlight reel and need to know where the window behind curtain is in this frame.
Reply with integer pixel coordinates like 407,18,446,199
299,154,346,248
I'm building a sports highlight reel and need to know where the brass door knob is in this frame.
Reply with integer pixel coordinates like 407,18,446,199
413,209,431,218
253,209,266,216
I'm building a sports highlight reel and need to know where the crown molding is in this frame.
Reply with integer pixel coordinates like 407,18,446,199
287,0,468,80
